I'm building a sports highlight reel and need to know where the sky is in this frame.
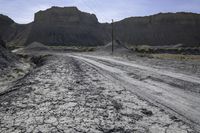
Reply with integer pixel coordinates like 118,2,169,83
0,0,200,24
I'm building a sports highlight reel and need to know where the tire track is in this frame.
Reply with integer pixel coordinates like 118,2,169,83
69,54,200,132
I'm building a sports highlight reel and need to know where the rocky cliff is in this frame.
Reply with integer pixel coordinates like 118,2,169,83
26,6,110,46
114,12,200,46
1,7,200,47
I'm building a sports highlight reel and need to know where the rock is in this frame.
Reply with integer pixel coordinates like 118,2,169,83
141,108,153,116
170,116,181,122
0,37,6,48
115,12,200,46
1,7,200,47
0,14,14,36
0,14,31,48
26,6,110,46
34,6,98,25
122,113,143,121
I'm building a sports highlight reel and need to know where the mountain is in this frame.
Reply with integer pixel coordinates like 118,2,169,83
0,37,18,69
0,15,31,48
0,7,200,47
0,14,14,38
26,6,110,46
114,12,200,46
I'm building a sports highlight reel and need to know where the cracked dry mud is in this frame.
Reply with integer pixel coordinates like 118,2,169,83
0,55,195,133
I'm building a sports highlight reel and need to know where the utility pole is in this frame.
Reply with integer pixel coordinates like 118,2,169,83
112,19,114,54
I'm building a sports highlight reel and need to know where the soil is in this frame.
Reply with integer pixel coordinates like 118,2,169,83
0,51,199,132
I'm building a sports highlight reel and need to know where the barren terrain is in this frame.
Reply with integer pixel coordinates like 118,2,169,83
0,51,200,133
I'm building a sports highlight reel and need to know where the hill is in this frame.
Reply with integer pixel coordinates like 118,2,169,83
115,12,200,46
26,6,110,46
0,14,31,48
0,7,200,47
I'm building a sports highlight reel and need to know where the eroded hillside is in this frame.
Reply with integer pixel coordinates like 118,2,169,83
1,7,200,47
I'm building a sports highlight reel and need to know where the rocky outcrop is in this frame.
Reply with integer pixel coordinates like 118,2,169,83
26,9,200,47
1,7,200,47
26,6,110,46
114,12,200,46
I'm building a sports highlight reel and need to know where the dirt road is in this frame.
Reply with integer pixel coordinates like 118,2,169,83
0,53,199,132
69,53,200,130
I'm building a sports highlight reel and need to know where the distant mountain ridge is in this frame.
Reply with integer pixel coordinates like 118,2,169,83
0,7,200,47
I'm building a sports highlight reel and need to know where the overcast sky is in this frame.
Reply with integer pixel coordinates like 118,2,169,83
0,0,200,24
